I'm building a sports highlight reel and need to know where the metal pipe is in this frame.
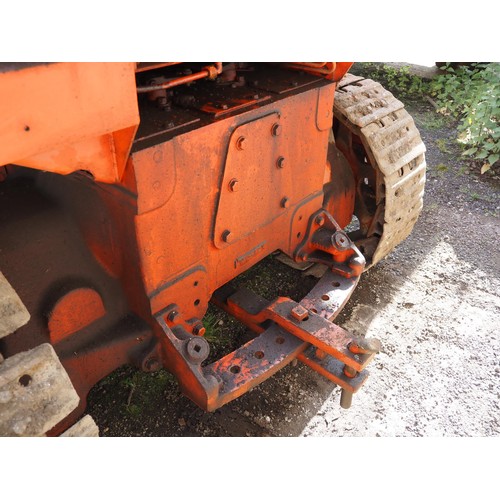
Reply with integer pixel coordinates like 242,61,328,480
136,63,223,94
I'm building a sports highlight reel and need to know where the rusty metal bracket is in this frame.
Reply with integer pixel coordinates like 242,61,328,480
153,239,379,411
294,209,365,278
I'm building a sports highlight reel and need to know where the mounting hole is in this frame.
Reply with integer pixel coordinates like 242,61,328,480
254,351,264,359
332,281,340,287
298,215,303,221
275,336,285,344
194,344,201,353
310,308,318,314
19,374,32,387
230,365,241,374
297,232,301,239
301,316,309,321
24,125,30,132
194,299,200,306
193,281,199,287
321,294,330,301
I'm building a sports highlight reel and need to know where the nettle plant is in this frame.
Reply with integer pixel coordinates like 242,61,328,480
430,63,500,173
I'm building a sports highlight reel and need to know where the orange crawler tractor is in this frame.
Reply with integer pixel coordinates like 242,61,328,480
0,63,426,436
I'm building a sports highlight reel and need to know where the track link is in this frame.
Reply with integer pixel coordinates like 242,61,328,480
0,272,99,436
334,74,426,266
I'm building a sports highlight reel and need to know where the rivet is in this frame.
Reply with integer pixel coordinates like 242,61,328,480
276,156,286,169
271,123,282,136
281,197,290,209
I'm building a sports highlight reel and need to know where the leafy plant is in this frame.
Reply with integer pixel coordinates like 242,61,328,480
430,63,500,173
358,63,429,98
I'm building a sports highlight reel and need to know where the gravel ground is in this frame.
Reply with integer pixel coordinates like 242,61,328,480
86,81,500,437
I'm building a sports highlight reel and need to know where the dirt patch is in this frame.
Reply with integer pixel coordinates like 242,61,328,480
86,83,500,437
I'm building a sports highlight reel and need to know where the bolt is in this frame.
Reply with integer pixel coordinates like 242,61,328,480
333,231,350,250
168,310,180,324
229,178,239,192
343,365,357,378
236,136,247,150
291,305,309,321
276,156,286,169
315,349,327,360
253,94,260,99
315,214,325,226
340,389,353,409
222,230,233,243
193,323,206,336
271,123,282,137
281,197,290,209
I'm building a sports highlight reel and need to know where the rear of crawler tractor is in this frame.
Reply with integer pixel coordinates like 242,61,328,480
0,63,425,435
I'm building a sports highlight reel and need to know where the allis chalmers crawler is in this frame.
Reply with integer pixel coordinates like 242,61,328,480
0,62,426,436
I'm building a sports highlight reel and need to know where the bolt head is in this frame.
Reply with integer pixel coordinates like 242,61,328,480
281,197,290,209
168,310,180,323
193,323,206,336
222,230,233,243
276,156,286,169
236,136,247,150
271,123,282,136
315,214,325,226
333,231,350,250
229,178,239,192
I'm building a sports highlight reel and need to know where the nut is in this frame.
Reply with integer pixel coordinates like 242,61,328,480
290,305,309,321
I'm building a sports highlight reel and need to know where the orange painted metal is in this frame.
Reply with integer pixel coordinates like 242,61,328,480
130,82,336,326
48,288,105,343
0,62,368,427
0,63,139,183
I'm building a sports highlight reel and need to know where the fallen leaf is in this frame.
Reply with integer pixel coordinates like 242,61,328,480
480,163,491,174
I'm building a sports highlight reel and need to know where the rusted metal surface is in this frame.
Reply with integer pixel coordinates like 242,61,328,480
205,325,305,409
205,269,380,411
